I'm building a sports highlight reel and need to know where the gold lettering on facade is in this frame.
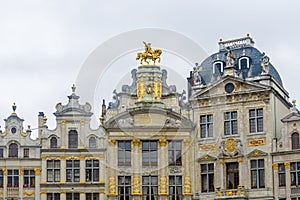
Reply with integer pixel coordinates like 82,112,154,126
248,138,266,146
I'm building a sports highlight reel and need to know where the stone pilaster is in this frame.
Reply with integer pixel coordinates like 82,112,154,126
159,138,168,197
284,162,291,199
272,163,279,199
99,155,105,183
60,158,66,184
19,168,24,198
80,156,85,183
41,157,47,183
40,192,47,200
60,192,66,200
219,160,225,189
80,191,85,200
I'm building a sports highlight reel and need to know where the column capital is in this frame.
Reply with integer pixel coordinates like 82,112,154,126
108,139,116,146
132,138,141,146
34,168,41,176
272,163,279,170
284,162,290,169
159,138,167,146
20,168,24,176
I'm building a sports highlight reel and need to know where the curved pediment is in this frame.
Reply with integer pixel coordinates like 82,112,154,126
104,107,194,131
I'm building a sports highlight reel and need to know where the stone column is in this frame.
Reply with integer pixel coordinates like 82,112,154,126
238,158,243,187
80,156,85,183
20,168,24,199
108,139,117,199
79,121,85,149
99,155,105,183
60,157,66,184
219,160,225,190
3,168,7,199
80,191,85,200
60,121,67,148
41,157,47,183
132,138,141,200
183,139,192,200
60,192,66,200
272,163,279,199
99,189,105,200
34,168,41,200
158,138,168,200
40,192,47,200
285,162,291,199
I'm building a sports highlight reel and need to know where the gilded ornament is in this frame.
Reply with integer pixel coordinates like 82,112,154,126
2,168,7,175
159,176,167,194
159,138,167,146
79,156,85,160
225,138,237,153
60,120,66,125
99,189,105,194
20,168,24,175
153,81,162,98
99,155,105,160
248,138,266,146
133,175,141,194
183,139,191,146
136,42,162,65
184,176,192,194
132,138,141,146
137,81,145,98
108,139,116,146
284,162,290,169
34,168,41,175
24,190,35,196
109,176,116,194
272,163,279,170
20,130,28,137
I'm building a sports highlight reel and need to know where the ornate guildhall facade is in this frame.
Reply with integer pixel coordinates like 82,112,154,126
0,36,299,200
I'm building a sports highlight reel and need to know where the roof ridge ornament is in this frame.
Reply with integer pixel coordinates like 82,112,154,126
72,84,76,94
219,34,255,51
136,42,162,65
12,102,17,114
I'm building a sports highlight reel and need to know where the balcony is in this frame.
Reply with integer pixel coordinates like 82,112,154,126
215,186,247,199
7,187,19,197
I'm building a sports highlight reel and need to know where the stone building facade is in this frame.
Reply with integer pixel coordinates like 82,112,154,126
0,36,299,200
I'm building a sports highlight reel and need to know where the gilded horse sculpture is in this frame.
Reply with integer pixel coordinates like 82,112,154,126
136,42,162,65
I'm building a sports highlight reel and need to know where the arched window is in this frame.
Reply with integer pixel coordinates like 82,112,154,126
9,143,18,158
50,137,58,149
213,61,224,74
292,132,300,149
89,137,97,148
239,57,250,70
68,130,78,149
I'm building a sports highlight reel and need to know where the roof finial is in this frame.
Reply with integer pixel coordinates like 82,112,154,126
292,99,296,106
12,102,17,113
247,33,250,37
219,38,223,42
72,84,76,94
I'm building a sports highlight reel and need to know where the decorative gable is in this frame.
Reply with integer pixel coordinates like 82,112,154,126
247,149,268,158
198,154,217,162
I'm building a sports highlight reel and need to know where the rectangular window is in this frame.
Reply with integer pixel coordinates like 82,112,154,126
7,169,19,188
168,141,182,166
201,163,214,192
0,148,3,158
47,160,60,182
226,162,239,189
86,160,99,182
291,162,300,186
169,175,183,200
23,148,29,158
66,160,80,182
142,141,158,167
200,114,213,138
86,193,99,200
118,141,131,166
24,169,35,188
224,111,238,135
142,176,158,200
47,193,60,200
0,170,3,188
249,108,263,133
250,159,265,189
118,176,131,200
278,163,286,187
66,193,79,200
292,198,300,200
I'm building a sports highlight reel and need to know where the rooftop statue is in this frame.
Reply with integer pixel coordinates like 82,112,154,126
136,41,162,65
225,48,235,67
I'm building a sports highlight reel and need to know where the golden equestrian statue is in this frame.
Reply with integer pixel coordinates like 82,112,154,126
136,41,162,65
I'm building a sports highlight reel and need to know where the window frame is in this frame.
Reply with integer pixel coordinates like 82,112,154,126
292,132,300,149
24,169,35,188
213,61,224,74
201,163,214,193
8,143,18,158
7,169,19,188
118,141,131,167
238,57,250,70
86,160,99,182
89,136,97,148
142,176,158,200
142,141,158,167
168,141,182,166
249,108,264,133
66,160,80,183
68,130,78,149
169,175,183,200
250,159,265,189
50,137,58,149
47,160,60,182
118,176,131,200
23,148,29,158
86,193,99,200
291,162,300,186
200,114,214,138
226,162,239,189
66,193,80,200
278,163,286,187
224,111,238,135
47,193,60,200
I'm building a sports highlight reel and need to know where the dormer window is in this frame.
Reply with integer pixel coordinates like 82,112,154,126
292,132,300,149
68,130,78,149
238,57,250,70
50,137,58,149
213,61,224,74
89,137,97,148
9,143,18,158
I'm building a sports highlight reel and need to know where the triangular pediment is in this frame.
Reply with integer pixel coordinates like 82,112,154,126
192,76,269,99
197,154,217,162
281,112,300,122
247,149,268,158
104,107,194,131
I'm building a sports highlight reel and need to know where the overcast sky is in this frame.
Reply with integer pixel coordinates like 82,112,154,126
0,0,300,137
